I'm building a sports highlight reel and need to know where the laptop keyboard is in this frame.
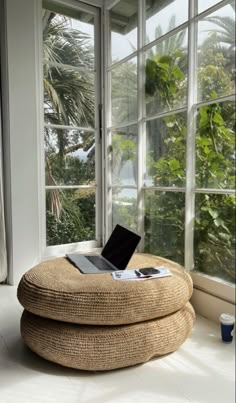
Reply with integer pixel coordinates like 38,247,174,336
86,255,115,271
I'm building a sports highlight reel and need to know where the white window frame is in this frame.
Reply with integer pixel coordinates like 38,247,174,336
1,0,106,284
104,0,235,304
40,0,103,258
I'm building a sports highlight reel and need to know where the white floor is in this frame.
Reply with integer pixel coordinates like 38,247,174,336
0,285,235,403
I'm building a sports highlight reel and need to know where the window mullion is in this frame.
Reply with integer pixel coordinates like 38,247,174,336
144,106,187,122
194,188,235,195
44,123,95,131
195,94,236,108
104,6,113,239
94,9,102,247
195,0,231,21
142,20,189,53
108,51,138,71
108,119,139,131
46,185,97,189
144,186,186,192
184,0,198,272
137,0,145,251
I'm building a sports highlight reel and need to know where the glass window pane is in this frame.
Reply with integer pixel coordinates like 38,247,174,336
112,188,137,232
197,2,235,102
43,9,94,69
44,64,95,127
198,0,222,14
196,101,236,189
146,112,187,187
111,125,137,186
145,29,188,116
144,191,185,264
194,193,236,283
45,128,95,186
46,188,96,246
111,58,137,126
145,0,188,45
110,0,137,63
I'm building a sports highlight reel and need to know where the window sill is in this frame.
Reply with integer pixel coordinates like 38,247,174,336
42,241,101,260
191,271,235,305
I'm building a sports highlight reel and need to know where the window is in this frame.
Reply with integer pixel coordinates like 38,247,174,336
106,0,235,285
1,0,235,291
42,1,102,251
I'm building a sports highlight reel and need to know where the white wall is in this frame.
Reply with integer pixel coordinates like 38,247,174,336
3,0,42,284
2,0,104,285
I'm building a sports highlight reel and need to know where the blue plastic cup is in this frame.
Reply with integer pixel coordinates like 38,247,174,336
219,314,235,343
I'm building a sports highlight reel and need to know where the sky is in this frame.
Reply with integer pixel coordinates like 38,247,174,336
66,1,234,62
111,0,234,61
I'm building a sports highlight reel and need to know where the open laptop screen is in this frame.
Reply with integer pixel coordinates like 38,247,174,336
101,225,141,270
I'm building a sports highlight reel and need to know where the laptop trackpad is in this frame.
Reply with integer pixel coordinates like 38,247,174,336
86,256,115,271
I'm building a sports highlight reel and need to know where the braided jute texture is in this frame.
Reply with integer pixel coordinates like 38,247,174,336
21,302,195,371
17,253,193,325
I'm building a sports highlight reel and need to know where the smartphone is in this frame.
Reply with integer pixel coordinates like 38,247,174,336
135,267,160,276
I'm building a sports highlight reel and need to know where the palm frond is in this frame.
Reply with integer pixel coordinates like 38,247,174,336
168,15,176,32
206,16,235,46
43,14,94,68
44,64,95,127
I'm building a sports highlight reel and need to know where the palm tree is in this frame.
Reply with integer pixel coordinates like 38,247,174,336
204,3,235,70
153,16,187,59
43,11,95,224
43,11,95,129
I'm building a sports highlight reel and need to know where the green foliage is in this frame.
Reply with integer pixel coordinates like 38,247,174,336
196,102,235,189
112,135,136,160
112,132,137,184
143,12,235,282
46,148,95,186
112,196,137,232
43,13,95,127
147,113,186,187
43,12,96,245
144,49,187,264
145,51,186,112
194,194,235,283
46,191,95,245
144,191,185,265
198,49,234,100
44,9,236,285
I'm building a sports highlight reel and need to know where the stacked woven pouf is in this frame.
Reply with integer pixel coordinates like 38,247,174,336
17,253,195,371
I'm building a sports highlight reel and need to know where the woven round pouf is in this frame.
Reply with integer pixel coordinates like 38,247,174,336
21,302,195,371
17,253,193,325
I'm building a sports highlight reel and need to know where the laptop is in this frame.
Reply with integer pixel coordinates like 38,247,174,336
66,224,141,274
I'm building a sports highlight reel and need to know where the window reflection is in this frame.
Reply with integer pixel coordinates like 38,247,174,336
145,0,188,44
194,193,236,283
145,29,188,115
144,190,185,265
111,58,138,126
197,3,235,102
111,126,138,186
